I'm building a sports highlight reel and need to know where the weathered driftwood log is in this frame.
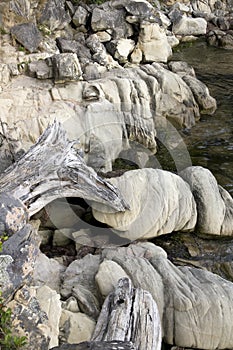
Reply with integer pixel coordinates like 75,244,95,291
51,341,136,350
0,122,129,217
92,277,162,350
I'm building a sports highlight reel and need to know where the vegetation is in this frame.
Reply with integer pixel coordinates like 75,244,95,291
0,235,27,350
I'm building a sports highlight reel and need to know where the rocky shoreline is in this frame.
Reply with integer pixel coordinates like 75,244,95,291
0,0,233,349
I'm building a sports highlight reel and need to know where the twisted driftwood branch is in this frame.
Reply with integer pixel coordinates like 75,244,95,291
0,121,129,216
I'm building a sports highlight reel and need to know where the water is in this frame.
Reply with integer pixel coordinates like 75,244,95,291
172,40,233,195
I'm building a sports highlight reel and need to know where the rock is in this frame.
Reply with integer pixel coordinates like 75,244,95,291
137,22,172,63
102,242,233,349
39,0,71,31
38,229,53,245
53,228,73,247
107,38,135,63
130,46,143,63
180,166,233,235
49,53,83,83
7,286,50,350
92,168,197,241
172,16,207,35
59,310,96,344
0,192,28,236
56,37,92,66
95,260,129,297
219,33,233,48
61,254,101,317
1,223,40,299
0,63,11,85
28,60,53,79
124,0,154,16
62,296,80,313
91,4,132,39
11,23,43,53
36,285,62,349
33,252,66,293
35,198,85,230
168,60,196,77
51,341,136,349
73,6,89,28
95,31,112,43
182,75,217,114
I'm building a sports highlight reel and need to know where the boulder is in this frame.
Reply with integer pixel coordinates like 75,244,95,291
182,74,217,114
36,285,62,349
7,286,50,350
73,6,89,28
39,0,71,31
48,53,83,83
61,254,101,318
11,22,42,53
172,15,207,35
106,38,135,63
180,166,233,235
101,242,233,349
137,22,172,63
59,310,96,344
92,168,197,241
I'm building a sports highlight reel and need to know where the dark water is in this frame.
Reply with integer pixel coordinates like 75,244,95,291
172,40,233,195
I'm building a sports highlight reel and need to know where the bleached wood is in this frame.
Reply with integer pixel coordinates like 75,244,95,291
0,122,129,216
92,277,162,350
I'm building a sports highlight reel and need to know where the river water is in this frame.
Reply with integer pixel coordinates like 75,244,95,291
172,40,233,195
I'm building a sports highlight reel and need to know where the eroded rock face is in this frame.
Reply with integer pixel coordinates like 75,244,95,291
180,166,233,235
92,168,197,240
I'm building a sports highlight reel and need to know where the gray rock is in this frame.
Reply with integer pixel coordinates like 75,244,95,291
7,286,50,350
0,192,28,236
11,22,42,53
39,0,71,31
61,254,101,317
124,0,154,16
168,60,196,77
28,60,53,79
182,75,217,114
1,223,40,299
56,37,92,66
180,166,233,235
49,53,83,83
53,228,73,247
73,6,89,27
33,252,65,293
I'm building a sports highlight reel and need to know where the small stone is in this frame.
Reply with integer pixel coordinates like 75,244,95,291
11,23,42,53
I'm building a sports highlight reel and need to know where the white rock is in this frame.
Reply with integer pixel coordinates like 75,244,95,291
92,168,197,240
59,310,96,343
172,16,207,36
138,22,172,63
114,38,135,63
95,260,129,297
36,285,62,349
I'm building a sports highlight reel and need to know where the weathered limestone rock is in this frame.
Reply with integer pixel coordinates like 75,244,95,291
95,260,129,297
137,22,172,63
11,23,43,53
172,16,207,35
0,192,28,236
107,38,135,63
92,168,197,240
73,6,89,28
61,254,101,319
39,0,71,31
183,75,217,114
102,242,233,349
33,252,66,293
7,286,50,350
49,53,83,83
36,285,62,349
59,310,96,344
180,166,233,235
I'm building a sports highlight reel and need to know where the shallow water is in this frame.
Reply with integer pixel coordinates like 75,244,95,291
172,40,233,194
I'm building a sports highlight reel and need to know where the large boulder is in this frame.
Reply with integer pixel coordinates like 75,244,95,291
92,168,197,240
172,16,207,35
180,166,233,235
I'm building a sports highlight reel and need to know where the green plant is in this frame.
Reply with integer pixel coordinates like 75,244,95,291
0,236,27,350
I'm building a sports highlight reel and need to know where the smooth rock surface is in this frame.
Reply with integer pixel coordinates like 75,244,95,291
92,168,197,240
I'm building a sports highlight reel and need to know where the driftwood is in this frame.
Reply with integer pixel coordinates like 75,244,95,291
51,341,136,350
0,122,129,216
92,278,162,350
